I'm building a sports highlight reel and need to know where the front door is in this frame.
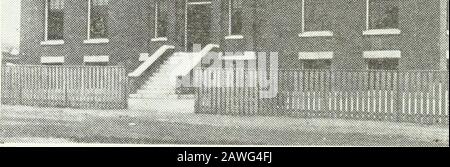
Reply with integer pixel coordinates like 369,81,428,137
186,1,212,52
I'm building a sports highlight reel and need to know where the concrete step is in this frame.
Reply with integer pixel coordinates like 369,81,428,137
144,77,172,83
145,78,174,84
143,79,174,84
144,80,176,86
129,93,195,99
162,60,180,65
130,93,182,99
143,82,176,88
156,69,174,74
157,65,177,70
148,72,176,78
142,86,175,90
147,74,173,80
142,85,175,90
128,98,195,113
136,89,175,95
145,75,176,82
127,52,197,112
164,59,188,65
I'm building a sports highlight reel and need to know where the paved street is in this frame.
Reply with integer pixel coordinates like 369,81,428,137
0,105,448,146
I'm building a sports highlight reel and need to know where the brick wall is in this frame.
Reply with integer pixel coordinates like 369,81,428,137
20,0,448,70
20,0,154,71
250,0,445,70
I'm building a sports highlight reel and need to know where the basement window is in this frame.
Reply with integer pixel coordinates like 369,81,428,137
367,59,399,70
301,60,332,70
363,50,401,68
84,0,109,43
299,0,333,37
84,55,109,66
226,0,244,39
364,0,401,35
298,52,333,69
298,53,332,91
366,59,398,90
42,0,65,45
85,62,109,66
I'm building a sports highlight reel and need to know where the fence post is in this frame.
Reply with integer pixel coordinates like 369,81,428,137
64,67,68,107
123,67,128,109
395,70,401,122
18,66,23,104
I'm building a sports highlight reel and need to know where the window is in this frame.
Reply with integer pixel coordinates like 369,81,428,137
226,0,243,39
363,50,401,66
153,0,168,40
42,0,64,45
85,62,108,66
366,59,398,90
369,0,399,29
363,50,400,89
302,60,332,70
367,58,399,70
298,52,334,69
87,0,109,40
84,55,109,66
298,53,332,91
364,0,401,35
300,0,333,37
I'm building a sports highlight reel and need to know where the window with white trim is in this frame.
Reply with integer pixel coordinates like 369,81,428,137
40,56,64,65
45,0,64,41
228,0,243,36
364,50,400,70
154,0,168,39
366,58,398,90
88,0,109,39
366,0,399,30
298,52,333,69
301,0,333,35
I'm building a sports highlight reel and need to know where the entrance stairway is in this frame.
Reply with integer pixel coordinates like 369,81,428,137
127,44,219,113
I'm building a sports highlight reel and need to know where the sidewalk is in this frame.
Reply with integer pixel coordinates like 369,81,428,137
1,105,448,146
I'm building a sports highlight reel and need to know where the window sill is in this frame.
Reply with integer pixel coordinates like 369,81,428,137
151,37,168,42
298,52,334,60
41,56,65,64
40,40,64,46
363,50,401,59
363,29,401,36
84,55,110,63
83,38,109,44
225,35,244,40
298,31,333,37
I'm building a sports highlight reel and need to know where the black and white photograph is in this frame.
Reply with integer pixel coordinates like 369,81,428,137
0,0,448,151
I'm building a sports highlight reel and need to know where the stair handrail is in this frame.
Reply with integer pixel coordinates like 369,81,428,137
174,44,220,77
128,45,175,77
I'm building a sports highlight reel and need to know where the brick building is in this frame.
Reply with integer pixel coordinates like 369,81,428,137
20,0,448,70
